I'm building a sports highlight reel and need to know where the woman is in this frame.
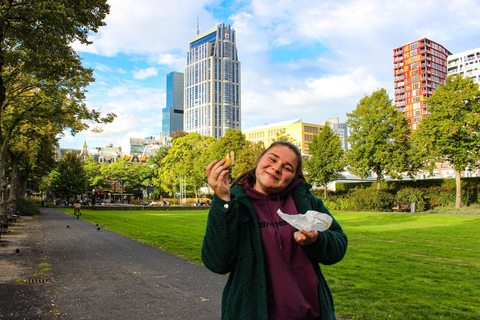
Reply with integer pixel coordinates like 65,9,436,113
202,141,348,320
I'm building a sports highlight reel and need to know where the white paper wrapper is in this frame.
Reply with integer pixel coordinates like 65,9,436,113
277,209,333,232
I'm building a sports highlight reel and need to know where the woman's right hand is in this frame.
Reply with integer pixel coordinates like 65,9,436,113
206,159,231,202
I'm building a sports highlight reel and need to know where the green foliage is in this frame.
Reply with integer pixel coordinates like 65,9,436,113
208,129,249,180
17,196,40,216
305,125,345,198
395,187,426,211
84,157,111,189
0,0,114,215
410,74,480,208
271,131,297,144
155,133,216,196
49,151,88,200
348,188,395,211
346,88,414,190
231,140,264,178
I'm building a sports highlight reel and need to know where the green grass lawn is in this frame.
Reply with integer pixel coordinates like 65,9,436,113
59,208,480,319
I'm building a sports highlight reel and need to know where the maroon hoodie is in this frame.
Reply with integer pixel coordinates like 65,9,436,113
245,179,320,320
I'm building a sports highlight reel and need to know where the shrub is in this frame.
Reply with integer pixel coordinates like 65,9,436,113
349,188,395,211
395,187,427,212
17,197,40,216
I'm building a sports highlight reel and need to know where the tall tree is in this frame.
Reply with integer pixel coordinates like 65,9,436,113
305,125,345,198
410,75,480,208
0,1,115,216
346,88,413,190
49,151,88,201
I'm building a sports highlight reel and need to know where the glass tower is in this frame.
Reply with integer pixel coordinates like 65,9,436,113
162,71,184,135
184,23,241,139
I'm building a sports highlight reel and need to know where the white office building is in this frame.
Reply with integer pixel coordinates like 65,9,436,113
184,23,241,139
447,48,480,83
322,118,349,150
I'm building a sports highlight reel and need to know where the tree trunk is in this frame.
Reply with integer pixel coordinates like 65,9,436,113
455,168,461,209
10,158,19,212
324,186,327,199
377,177,381,190
0,149,7,218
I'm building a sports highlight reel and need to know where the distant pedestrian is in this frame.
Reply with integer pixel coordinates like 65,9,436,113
74,202,81,219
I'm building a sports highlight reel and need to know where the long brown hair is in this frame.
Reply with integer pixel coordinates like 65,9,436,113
231,141,305,189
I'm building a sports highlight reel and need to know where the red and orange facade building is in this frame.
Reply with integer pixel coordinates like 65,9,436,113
393,38,451,131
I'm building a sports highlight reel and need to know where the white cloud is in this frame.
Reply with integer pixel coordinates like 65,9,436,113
62,0,480,150
133,67,158,79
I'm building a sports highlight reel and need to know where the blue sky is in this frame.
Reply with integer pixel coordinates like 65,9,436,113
61,0,480,153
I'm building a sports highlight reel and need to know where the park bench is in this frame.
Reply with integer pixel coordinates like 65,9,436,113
392,204,409,211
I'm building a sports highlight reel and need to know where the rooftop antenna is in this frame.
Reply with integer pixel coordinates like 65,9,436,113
197,17,199,35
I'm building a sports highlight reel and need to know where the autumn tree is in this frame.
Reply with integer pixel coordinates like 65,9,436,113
410,75,480,208
0,1,115,216
305,125,345,198
346,88,414,190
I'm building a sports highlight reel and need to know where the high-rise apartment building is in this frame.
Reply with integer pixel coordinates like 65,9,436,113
447,48,480,84
162,71,184,135
393,38,451,130
184,23,241,139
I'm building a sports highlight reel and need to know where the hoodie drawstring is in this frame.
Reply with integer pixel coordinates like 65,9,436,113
265,196,284,250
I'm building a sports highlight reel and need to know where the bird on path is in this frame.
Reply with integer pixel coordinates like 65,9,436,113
67,225,70,228
97,227,100,231
15,248,20,255
96,223,98,226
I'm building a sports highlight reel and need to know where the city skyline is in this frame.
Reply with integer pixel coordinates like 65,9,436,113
59,0,480,152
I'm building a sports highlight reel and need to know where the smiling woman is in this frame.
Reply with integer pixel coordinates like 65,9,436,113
203,141,348,320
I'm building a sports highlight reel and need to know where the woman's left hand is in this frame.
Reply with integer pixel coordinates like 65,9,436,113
294,230,318,246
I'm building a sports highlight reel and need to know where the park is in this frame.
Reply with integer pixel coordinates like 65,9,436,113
49,206,478,320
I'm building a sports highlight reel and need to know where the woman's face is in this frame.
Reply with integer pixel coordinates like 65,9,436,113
254,145,299,196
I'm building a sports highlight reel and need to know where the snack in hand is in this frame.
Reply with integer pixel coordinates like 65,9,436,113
224,151,235,167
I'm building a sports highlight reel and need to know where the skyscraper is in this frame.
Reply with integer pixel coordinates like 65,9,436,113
447,48,480,84
393,38,451,131
184,23,241,138
162,71,184,135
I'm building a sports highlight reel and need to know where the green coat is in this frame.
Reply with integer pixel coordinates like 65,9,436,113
202,182,348,320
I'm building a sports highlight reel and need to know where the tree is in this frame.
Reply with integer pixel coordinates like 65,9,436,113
305,125,345,198
100,158,144,201
84,157,111,190
271,131,297,144
346,88,413,190
139,148,167,198
410,75,480,208
208,129,250,180
7,122,58,211
0,1,115,216
49,151,88,201
155,133,216,198
231,140,265,179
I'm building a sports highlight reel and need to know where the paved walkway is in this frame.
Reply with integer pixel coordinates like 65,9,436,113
0,208,226,319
